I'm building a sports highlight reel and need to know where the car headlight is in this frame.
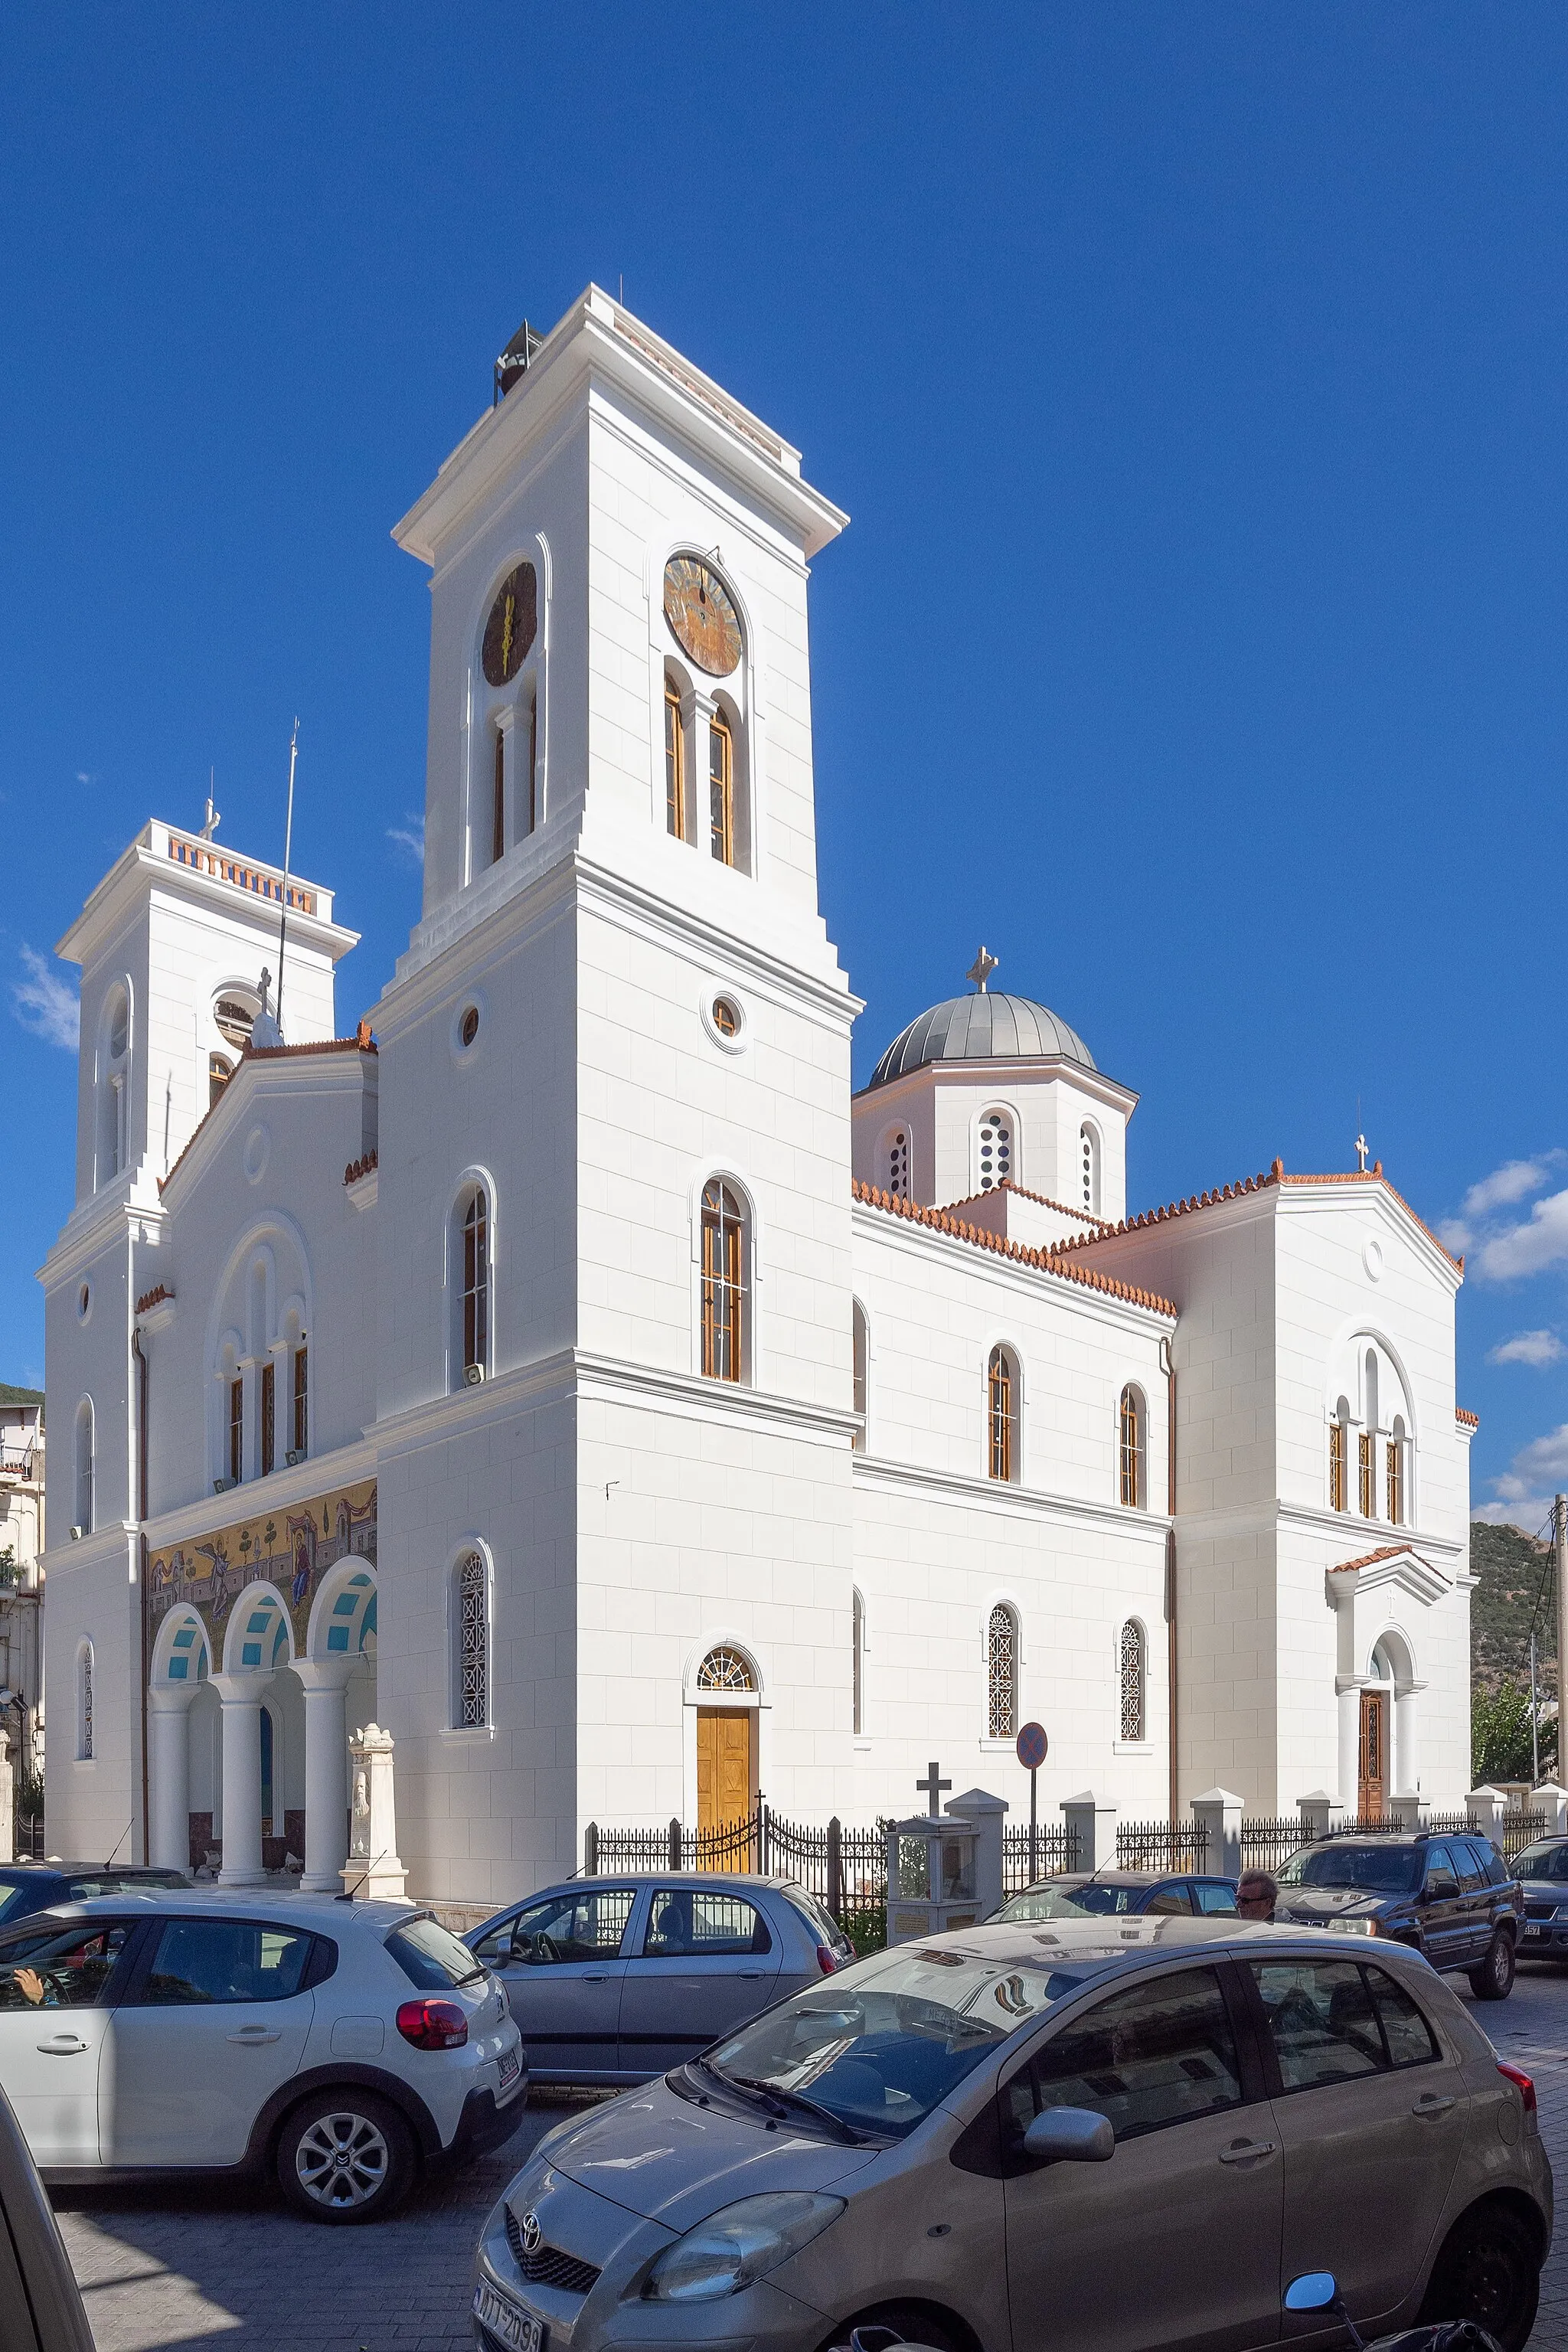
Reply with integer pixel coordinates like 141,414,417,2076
645,2193,845,2303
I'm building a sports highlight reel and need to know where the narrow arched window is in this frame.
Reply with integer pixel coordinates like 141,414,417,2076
1360,1349,1378,1517
701,1180,746,1382
1387,1415,1406,1527
1119,1385,1145,1508
852,1589,866,1736
526,687,538,837
74,1400,93,1534
887,1129,910,1199
77,1642,94,1760
491,725,507,867
456,1186,490,1383
851,1300,869,1452
291,1343,309,1461
98,987,130,1186
987,1603,1018,1740
1329,1397,1349,1512
209,1052,233,1107
1119,1619,1146,1743
1080,1123,1100,1216
455,1550,488,1729
228,1375,243,1485
709,710,734,866
978,1109,1012,1191
988,1345,1018,1483
665,672,686,839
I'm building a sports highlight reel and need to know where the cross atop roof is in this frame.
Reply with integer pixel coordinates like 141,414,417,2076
966,947,998,995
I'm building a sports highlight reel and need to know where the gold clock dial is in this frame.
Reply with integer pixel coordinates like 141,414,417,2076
482,562,537,686
663,556,741,677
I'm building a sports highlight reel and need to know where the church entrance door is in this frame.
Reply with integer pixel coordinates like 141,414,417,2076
1358,1689,1387,1821
696,1709,754,1860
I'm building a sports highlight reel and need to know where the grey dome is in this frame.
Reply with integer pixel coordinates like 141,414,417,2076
867,991,1096,1090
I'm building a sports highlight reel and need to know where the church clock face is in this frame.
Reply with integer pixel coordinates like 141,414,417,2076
482,561,537,687
663,556,741,677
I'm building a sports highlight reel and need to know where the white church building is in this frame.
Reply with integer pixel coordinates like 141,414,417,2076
40,286,1477,1909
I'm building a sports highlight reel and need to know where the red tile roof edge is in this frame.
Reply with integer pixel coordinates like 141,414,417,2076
852,1178,1177,1318
1045,1159,1463,1275
1329,1542,1419,1575
1456,1407,1479,1429
345,1149,379,1187
159,1031,376,1194
135,1283,174,1317
939,1178,1116,1234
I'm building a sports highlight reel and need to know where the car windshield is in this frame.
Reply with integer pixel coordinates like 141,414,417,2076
1277,1845,1420,1893
0,1885,32,1924
386,1916,484,1990
704,1944,1084,2140
1515,1844,1568,1881
999,1883,1151,1919
66,1872,186,1898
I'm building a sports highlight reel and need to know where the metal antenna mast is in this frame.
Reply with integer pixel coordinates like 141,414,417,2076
275,720,299,1031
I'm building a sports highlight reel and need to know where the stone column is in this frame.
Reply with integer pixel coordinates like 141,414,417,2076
148,1684,198,1872
211,1672,270,1886
1060,1792,1117,1874
1191,1788,1244,1880
295,1658,356,1893
1336,1685,1362,1815
1393,1684,1425,1805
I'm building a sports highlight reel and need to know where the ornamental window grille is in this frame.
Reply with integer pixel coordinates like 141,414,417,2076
978,1111,1012,1191
701,1180,746,1382
456,1551,488,1729
987,1603,1018,1741
988,1345,1018,1483
260,1360,275,1478
78,1645,93,1761
1329,1406,1348,1512
1358,1430,1374,1518
1119,1619,1145,1742
1119,1386,1145,1508
887,1129,910,1199
462,1189,489,1376
697,1646,754,1693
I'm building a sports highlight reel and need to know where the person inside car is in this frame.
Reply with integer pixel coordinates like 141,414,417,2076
1236,1869,1278,1921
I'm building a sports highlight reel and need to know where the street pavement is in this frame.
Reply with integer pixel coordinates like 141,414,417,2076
49,1960,1568,2350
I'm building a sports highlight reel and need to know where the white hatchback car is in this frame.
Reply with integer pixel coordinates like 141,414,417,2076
0,1891,526,2222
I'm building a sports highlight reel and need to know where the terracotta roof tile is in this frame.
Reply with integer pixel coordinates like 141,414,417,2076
1045,1159,1463,1275
159,1033,375,1194
939,1178,1115,1234
852,1179,1176,1318
345,1150,379,1187
135,1283,173,1316
1456,1407,1479,1429
1330,1542,1417,1574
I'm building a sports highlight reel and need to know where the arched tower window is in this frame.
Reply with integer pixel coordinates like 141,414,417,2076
852,1589,866,1736
491,722,507,867
887,1128,910,1200
1387,1415,1406,1527
987,1603,1018,1741
477,558,539,878
1080,1123,1101,1216
1119,1619,1146,1742
96,986,130,1187
988,1345,1018,1483
450,1183,492,1388
977,1109,1013,1192
664,668,686,840
1359,1348,1379,1517
851,1300,869,1452
700,1180,747,1383
453,1550,489,1730
1119,1385,1145,1508
74,1399,93,1534
76,1641,94,1760
1329,1396,1349,1512
708,709,734,866
209,1053,234,1107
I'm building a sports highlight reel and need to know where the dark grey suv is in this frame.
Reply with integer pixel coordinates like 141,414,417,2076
1273,1832,1521,1998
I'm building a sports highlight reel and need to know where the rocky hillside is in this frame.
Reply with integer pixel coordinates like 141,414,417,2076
1471,1519,1557,1700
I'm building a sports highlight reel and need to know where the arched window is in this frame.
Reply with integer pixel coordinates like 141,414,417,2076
851,1301,869,1452
76,1641,94,1760
664,669,686,839
852,1589,866,1736
887,1129,910,1200
708,709,734,866
988,1345,1018,1483
1329,1396,1349,1512
696,1645,755,1694
1119,1385,1145,1508
452,1183,491,1387
1119,1619,1146,1743
476,558,539,879
987,1603,1018,1740
209,1052,234,1107
1387,1415,1406,1527
1359,1348,1378,1517
454,1550,488,1729
74,1398,93,1534
977,1109,1013,1191
1080,1123,1101,1216
491,723,507,867
524,686,538,838
700,1180,747,1383
97,985,130,1187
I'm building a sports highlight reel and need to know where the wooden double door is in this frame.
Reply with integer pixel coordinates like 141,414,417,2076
696,1707,756,1857
1358,1688,1388,1820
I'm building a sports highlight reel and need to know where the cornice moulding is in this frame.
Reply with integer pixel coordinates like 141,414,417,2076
852,1451,1173,1540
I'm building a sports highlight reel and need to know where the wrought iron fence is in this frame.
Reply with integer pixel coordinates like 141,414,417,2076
1240,1817,1305,1872
1116,1818,1208,1871
1500,1810,1550,1864
1001,1824,1080,1888
586,1804,887,1922
12,1815,41,1862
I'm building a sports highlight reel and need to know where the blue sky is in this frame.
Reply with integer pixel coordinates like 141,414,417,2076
1,5,1563,1526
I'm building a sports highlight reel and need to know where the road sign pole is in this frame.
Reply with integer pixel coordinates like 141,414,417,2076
1030,1766,1038,1880
1015,1722,1048,1885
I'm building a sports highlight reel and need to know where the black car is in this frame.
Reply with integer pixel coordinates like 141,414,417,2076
992,1868,1240,1921
1272,1831,1521,1998
0,1865,188,1929
1509,1834,1568,1960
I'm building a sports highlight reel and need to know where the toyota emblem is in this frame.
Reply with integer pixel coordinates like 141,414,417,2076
520,2210,543,2256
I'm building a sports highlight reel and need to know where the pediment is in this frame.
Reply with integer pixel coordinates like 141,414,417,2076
1327,1544,1452,1609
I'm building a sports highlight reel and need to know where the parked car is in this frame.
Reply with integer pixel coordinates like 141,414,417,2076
0,1891,525,2222
1510,1834,1568,1961
472,1917,1550,2352
993,1869,1240,1922
464,1873,854,2087
1272,1832,1522,1998
0,2077,93,2352
0,1864,191,1926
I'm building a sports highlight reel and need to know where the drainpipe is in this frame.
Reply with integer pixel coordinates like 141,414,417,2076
1160,1334,1178,1819
132,1327,150,1864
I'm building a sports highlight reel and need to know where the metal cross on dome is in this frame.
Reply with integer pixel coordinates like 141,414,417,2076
917,1759,952,1813
966,947,998,995
1355,1132,1369,1173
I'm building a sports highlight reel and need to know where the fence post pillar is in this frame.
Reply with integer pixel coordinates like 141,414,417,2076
1386,1792,1426,1831
669,1816,682,1871
1465,1785,1507,1851
1535,1782,1568,1838
585,1822,599,1877
758,1800,769,1876
1061,1792,1117,1873
828,1816,842,1919
946,1788,1008,1920
1190,1788,1243,1880
1297,1790,1344,1841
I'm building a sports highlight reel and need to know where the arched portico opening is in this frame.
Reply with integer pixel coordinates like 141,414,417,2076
294,1563,378,1891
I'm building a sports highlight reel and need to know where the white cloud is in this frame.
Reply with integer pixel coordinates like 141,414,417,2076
10,946,78,1050
1481,1421,1568,1535
1473,1189,1568,1282
74,771,93,786
1442,1150,1568,1279
1464,1155,1563,1219
1488,1330,1566,1367
386,813,424,864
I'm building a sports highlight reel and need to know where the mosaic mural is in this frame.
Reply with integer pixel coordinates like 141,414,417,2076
148,1475,377,1661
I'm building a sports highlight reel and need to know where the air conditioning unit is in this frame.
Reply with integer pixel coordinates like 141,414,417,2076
68,1525,83,1541
212,1477,235,1496
464,1363,485,1387
285,1449,304,1468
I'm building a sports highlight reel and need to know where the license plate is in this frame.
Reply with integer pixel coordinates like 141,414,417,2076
473,2282,544,2352
499,2047,521,2089
1524,1925,1545,1939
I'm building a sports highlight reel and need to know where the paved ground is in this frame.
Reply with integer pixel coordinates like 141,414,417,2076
48,1962,1568,2350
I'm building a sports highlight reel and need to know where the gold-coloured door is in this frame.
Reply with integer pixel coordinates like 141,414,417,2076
696,1709,754,1864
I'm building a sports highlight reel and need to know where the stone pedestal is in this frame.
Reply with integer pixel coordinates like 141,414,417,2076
1534,1782,1568,1838
1296,1790,1346,1841
341,1722,407,1901
1465,1785,1508,1851
945,1788,1008,1921
1191,1788,1243,1880
1060,1792,1118,1874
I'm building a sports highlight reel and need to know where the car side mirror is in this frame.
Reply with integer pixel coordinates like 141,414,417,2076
1022,2108,1115,2164
1283,2272,1338,2312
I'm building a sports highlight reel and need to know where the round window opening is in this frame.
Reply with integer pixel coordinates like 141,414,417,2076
712,998,739,1039
460,1005,480,1050
77,1283,90,1321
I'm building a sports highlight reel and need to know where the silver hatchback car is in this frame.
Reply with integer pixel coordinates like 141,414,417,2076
464,1875,853,2088
472,1918,1551,2352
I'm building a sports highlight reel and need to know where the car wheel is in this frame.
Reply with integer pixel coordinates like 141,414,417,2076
1468,1929,1516,2001
826,2303,966,2352
275,2088,416,2224
1419,2200,1540,2352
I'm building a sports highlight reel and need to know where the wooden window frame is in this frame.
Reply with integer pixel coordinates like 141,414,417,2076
708,710,733,866
462,1191,489,1376
988,1345,1016,1483
1119,1387,1145,1509
701,1180,746,1383
228,1377,243,1485
1329,1416,1347,1512
665,677,685,840
260,1360,275,1478
1358,1430,1374,1519
292,1345,309,1457
1386,1436,1404,1527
